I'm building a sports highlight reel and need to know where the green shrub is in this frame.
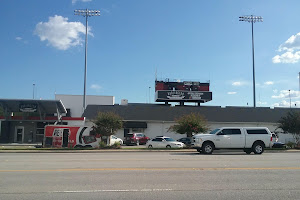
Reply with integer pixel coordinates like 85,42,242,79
286,142,295,149
99,141,107,149
111,142,121,149
98,141,121,149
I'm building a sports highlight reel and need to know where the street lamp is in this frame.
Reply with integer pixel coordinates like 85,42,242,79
74,9,100,114
289,89,291,108
239,15,263,108
149,87,151,104
33,83,35,99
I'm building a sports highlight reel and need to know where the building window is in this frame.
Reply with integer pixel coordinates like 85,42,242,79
132,128,145,133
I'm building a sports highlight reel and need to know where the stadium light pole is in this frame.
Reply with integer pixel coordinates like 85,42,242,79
33,83,35,99
239,15,263,108
289,89,291,109
74,9,100,114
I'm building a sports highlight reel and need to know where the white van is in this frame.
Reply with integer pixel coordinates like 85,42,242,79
192,127,273,154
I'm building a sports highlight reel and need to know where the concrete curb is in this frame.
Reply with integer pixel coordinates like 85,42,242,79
0,149,299,153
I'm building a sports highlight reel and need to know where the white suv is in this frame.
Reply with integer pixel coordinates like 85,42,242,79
192,127,273,154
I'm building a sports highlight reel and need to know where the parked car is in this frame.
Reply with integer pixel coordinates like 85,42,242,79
124,133,150,145
177,137,192,146
272,133,278,142
146,136,184,148
192,127,273,154
109,135,123,145
272,142,286,148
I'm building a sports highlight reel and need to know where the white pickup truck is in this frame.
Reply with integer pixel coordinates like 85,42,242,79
192,127,273,154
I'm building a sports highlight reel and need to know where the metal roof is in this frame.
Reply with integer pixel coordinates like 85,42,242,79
0,99,67,114
83,104,300,123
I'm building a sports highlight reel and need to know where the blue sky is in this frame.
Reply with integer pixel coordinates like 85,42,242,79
0,0,299,108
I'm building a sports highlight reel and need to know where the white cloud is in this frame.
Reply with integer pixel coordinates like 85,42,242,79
278,33,300,52
273,100,300,108
16,37,22,40
34,15,88,50
258,101,267,105
264,81,274,85
72,0,92,4
272,51,300,64
271,90,300,99
232,82,242,86
273,89,278,93
227,92,237,95
90,84,102,90
273,32,300,63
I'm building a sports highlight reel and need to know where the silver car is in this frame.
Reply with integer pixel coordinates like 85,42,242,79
146,136,184,148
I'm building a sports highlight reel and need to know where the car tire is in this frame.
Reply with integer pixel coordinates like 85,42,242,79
252,142,264,154
166,145,171,148
148,145,153,148
201,142,214,154
74,145,82,148
244,149,252,154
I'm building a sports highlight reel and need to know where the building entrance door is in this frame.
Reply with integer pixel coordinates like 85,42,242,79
15,126,24,143
62,129,69,147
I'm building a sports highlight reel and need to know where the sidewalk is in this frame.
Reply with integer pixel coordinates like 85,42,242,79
0,143,41,148
1,143,299,153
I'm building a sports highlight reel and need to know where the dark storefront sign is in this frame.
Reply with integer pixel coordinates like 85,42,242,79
19,103,38,112
123,121,147,128
155,90,212,102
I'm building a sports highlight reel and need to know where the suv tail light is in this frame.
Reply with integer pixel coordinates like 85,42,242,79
270,136,273,142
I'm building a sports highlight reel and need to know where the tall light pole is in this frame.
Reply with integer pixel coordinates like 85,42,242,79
33,83,35,99
239,15,263,108
74,9,100,113
289,89,291,109
149,87,151,104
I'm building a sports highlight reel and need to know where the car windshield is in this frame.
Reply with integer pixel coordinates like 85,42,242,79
164,138,175,141
209,129,220,134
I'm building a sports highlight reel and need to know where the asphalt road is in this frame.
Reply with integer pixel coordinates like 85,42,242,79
0,151,300,200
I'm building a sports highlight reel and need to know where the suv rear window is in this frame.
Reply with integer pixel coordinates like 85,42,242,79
126,133,134,137
246,129,268,134
222,129,241,135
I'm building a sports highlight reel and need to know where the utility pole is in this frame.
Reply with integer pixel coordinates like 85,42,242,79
239,15,263,108
33,83,35,99
74,9,100,114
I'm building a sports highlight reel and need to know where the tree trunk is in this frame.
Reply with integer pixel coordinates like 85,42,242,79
187,132,193,138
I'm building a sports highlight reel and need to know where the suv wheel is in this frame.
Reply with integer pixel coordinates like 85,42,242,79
148,145,153,148
252,142,264,154
244,149,252,154
202,142,214,154
166,145,171,148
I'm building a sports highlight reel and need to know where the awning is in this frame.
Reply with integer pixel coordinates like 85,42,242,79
0,99,67,114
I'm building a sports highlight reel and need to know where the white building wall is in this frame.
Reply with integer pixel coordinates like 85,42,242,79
55,94,114,117
276,133,295,143
113,121,294,143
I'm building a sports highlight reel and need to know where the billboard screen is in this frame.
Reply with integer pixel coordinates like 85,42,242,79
155,90,212,102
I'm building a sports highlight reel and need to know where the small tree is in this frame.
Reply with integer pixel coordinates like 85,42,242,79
278,111,300,145
168,113,209,138
93,112,123,145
